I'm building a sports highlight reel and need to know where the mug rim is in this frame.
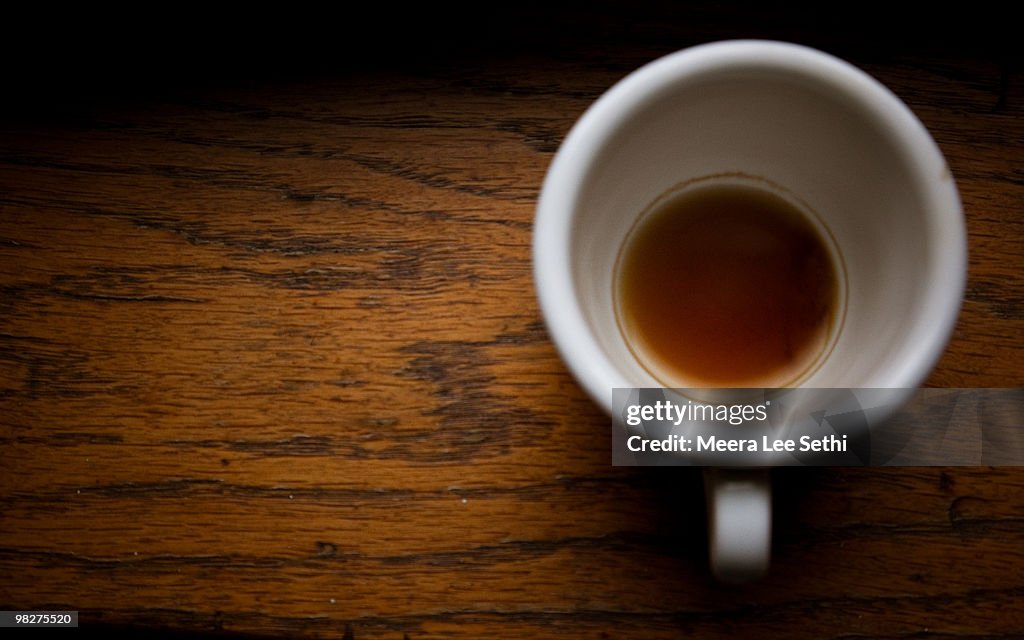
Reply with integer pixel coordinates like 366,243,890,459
533,39,966,423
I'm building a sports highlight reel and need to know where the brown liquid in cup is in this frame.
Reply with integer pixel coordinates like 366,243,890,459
616,183,839,387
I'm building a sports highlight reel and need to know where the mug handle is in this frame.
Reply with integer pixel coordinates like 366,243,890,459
704,468,771,582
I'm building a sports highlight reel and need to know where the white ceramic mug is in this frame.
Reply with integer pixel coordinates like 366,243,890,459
533,41,966,582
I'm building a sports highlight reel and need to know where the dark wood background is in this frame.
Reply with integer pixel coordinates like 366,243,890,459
1,4,1022,638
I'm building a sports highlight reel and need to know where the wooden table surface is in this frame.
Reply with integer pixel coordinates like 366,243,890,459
2,6,1023,638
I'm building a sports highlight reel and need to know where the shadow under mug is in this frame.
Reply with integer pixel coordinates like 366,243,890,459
533,40,966,582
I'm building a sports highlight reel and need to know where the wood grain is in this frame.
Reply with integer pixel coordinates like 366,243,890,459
1,5,1023,638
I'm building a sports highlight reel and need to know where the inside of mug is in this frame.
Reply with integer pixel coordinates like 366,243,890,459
570,63,953,389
